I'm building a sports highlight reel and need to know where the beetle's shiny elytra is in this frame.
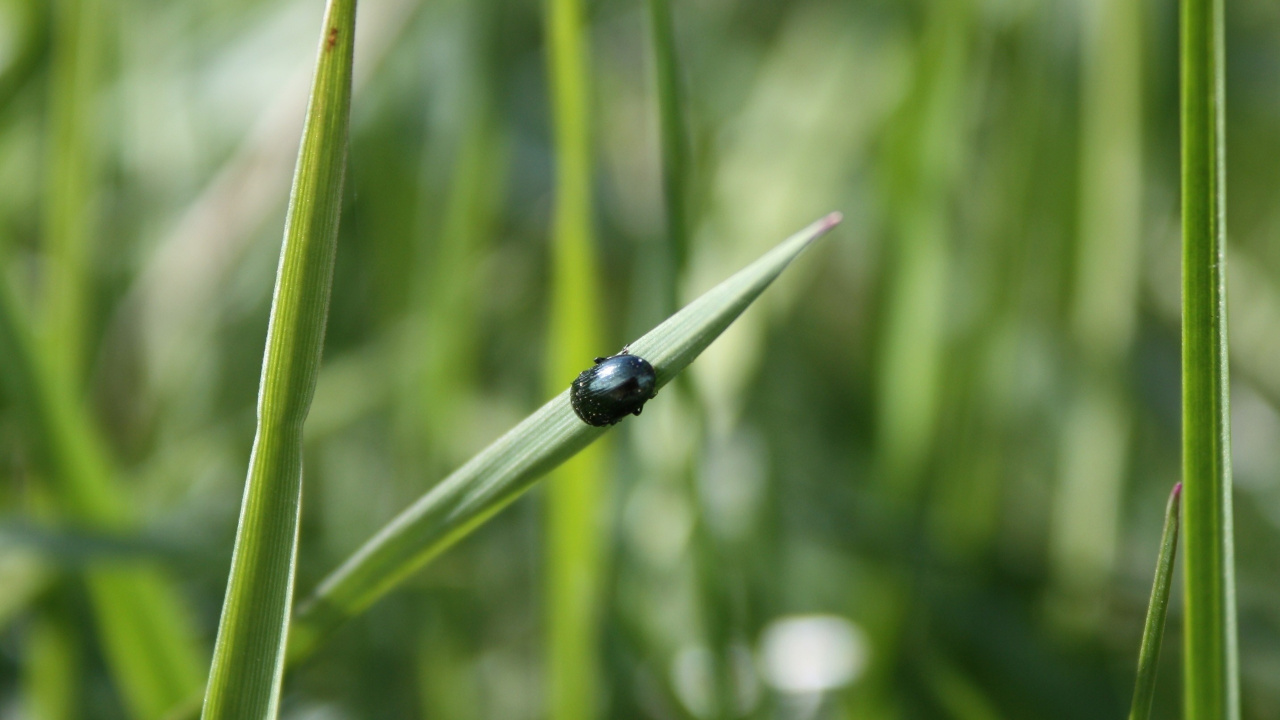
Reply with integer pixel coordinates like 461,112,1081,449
570,352,658,426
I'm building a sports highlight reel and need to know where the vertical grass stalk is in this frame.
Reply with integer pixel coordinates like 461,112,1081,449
544,0,604,714
876,0,970,501
13,11,210,704
24,600,79,720
42,0,101,383
200,1,355,716
645,4,736,715
1129,483,1182,720
1179,0,1239,715
1049,0,1143,626
647,0,689,306
0,275,205,720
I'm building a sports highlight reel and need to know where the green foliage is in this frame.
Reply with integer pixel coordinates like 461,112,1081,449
200,0,356,716
1129,483,1182,720
4,0,1280,716
542,0,604,714
1179,0,1240,717
288,214,841,661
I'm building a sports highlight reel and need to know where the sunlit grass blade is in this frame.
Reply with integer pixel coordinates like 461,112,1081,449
1049,0,1142,628
200,0,355,716
42,0,103,384
647,0,690,304
0,277,204,720
1179,0,1239,716
25,601,79,720
288,212,843,661
543,0,603,713
1129,483,1182,720
876,0,969,502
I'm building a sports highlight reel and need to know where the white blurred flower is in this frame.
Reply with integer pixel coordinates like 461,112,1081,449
758,615,869,694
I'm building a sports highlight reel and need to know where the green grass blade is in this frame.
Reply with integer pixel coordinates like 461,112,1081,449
1129,483,1182,720
0,273,204,720
0,0,48,117
42,0,103,384
543,0,603,713
288,212,843,661
647,0,690,299
1049,0,1143,627
876,0,970,501
25,601,79,720
1179,0,1239,716
200,0,355,716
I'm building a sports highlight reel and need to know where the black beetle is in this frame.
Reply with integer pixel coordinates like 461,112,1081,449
570,351,658,426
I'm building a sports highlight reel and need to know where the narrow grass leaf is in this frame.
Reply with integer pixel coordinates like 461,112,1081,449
0,278,204,720
1179,0,1239,716
543,0,604,714
1129,483,1182,720
42,0,102,384
200,0,355,717
289,212,843,660
647,0,690,300
25,602,80,720
644,6,740,716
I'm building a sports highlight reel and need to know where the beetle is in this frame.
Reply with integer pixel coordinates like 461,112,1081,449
570,350,658,426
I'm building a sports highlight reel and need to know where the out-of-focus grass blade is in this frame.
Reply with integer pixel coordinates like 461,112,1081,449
289,212,843,660
0,279,204,720
1049,0,1142,627
43,0,102,384
25,601,80,720
876,0,970,502
200,0,355,716
543,0,603,714
647,0,690,301
1179,0,1239,717
1129,483,1182,720
0,551,52,632
0,0,48,115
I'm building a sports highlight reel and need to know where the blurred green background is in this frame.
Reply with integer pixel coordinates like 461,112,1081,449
1,0,1280,717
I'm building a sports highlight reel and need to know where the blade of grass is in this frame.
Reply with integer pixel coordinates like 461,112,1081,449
876,0,970,502
25,599,80,720
1129,483,1182,720
0,0,48,119
288,212,843,661
42,0,102,384
1049,0,1143,628
0,276,205,720
543,0,604,714
647,0,690,306
1179,0,1239,716
644,5,738,716
199,0,355,716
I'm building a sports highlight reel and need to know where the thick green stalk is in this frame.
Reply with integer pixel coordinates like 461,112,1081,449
1179,0,1239,716
200,1,355,717
544,0,603,716
1129,483,1182,720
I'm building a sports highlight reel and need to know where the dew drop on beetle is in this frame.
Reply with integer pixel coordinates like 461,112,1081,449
570,351,658,426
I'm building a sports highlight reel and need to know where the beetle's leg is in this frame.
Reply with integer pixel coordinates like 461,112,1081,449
594,357,607,364
619,345,631,355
